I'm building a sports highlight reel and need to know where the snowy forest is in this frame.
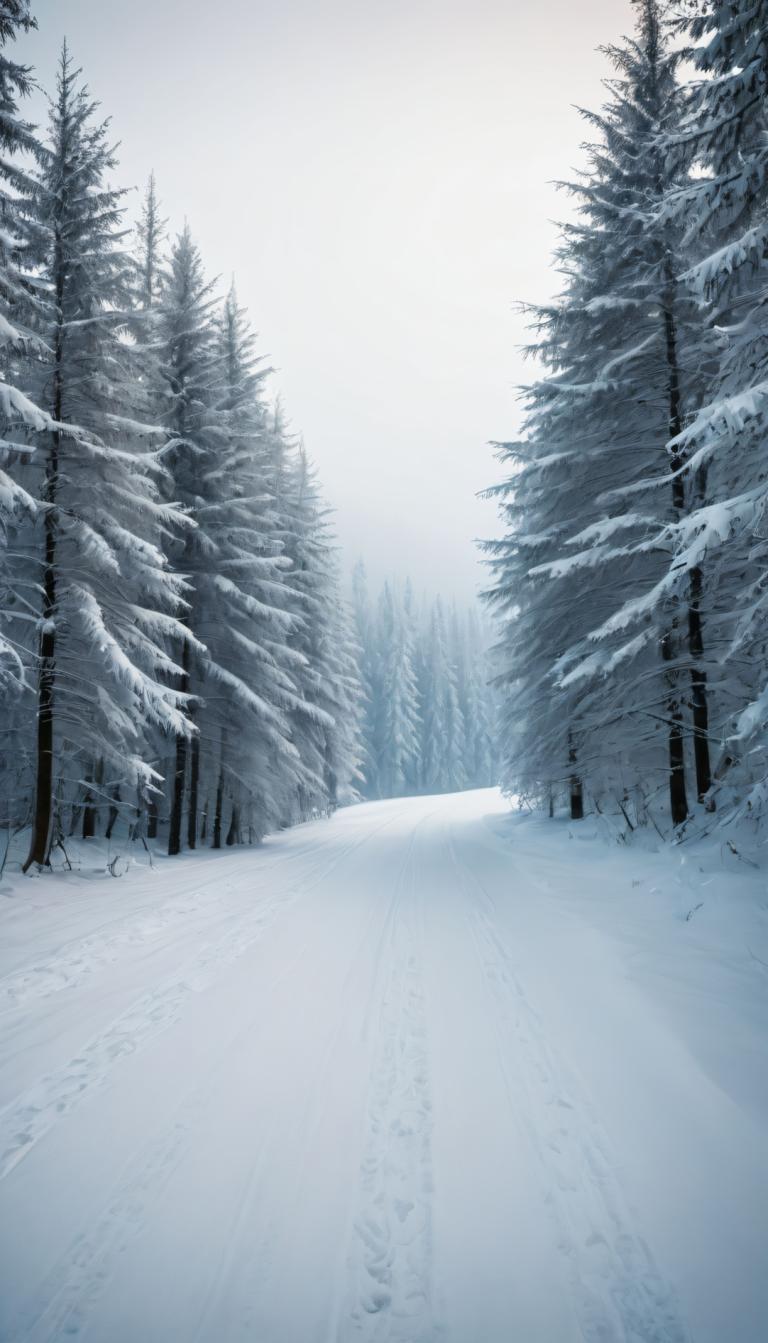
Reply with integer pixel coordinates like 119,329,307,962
2,5,768,1341
0,20,372,865
486,0,768,837
351,566,498,799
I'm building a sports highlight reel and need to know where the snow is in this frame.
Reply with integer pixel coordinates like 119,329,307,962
0,789,767,1342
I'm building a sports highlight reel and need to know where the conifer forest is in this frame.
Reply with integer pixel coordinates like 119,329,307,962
1,5,767,1342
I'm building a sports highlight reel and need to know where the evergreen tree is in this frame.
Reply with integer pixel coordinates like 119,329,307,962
19,48,190,868
0,1,50,696
651,0,768,816
420,598,465,794
486,1,713,824
351,559,379,798
375,581,420,798
275,439,362,820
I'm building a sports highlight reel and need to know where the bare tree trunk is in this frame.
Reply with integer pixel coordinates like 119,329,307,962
23,525,56,871
662,269,708,816
23,259,64,871
168,639,190,857
212,769,224,849
187,733,199,850
81,757,103,839
688,564,712,803
105,786,120,840
225,804,239,847
661,630,689,825
147,788,159,840
568,735,584,821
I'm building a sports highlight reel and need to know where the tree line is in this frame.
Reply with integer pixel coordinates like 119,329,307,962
352,565,499,800
0,11,363,865
486,0,768,833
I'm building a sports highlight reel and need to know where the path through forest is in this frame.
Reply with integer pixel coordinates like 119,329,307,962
1,790,767,1342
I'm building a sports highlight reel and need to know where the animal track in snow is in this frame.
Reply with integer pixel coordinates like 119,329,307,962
342,900,435,1340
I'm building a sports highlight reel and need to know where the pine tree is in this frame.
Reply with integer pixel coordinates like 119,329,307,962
0,1,51,696
154,223,224,854
202,287,315,845
651,0,768,816
420,598,465,794
19,47,190,869
486,1,713,825
351,559,379,798
375,582,421,798
275,439,362,820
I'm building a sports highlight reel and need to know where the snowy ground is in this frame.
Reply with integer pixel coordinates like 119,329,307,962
0,789,767,1343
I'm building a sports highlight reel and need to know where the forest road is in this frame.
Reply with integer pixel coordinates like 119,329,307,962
1,789,767,1342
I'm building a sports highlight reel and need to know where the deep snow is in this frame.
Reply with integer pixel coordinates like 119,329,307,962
0,789,767,1342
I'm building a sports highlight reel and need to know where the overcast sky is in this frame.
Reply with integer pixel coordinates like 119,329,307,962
23,0,635,601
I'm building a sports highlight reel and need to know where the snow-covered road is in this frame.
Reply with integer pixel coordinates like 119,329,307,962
1,790,767,1342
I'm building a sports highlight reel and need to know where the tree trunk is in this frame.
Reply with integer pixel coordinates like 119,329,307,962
168,638,191,856
225,804,239,847
661,629,689,825
187,733,199,850
662,269,710,812
688,565,713,804
105,787,120,840
568,735,584,821
23,556,56,870
81,757,103,839
147,789,159,840
212,768,224,849
23,366,63,870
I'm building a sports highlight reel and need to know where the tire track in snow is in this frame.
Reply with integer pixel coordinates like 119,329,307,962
0,835,335,1016
446,821,691,1343
0,808,411,1183
1,941,310,1343
189,837,419,1343
338,816,437,1343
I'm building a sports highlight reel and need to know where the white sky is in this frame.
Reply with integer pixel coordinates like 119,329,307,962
24,0,635,601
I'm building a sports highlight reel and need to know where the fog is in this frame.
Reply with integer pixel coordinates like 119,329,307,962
25,0,634,599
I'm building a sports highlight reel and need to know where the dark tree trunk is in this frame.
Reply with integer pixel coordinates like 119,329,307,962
168,638,191,857
661,630,689,825
662,270,710,814
568,735,584,821
23,272,64,871
105,787,120,840
81,758,103,839
187,733,200,850
212,768,224,849
200,795,209,844
225,804,239,847
688,565,713,804
147,789,159,840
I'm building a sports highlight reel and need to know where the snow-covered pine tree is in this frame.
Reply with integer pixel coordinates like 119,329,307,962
454,608,497,789
0,1,51,698
419,597,465,794
351,559,380,798
487,0,713,825
199,286,317,846
17,47,191,868
374,581,421,798
644,0,768,817
273,433,362,820
153,223,227,854
401,579,422,793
